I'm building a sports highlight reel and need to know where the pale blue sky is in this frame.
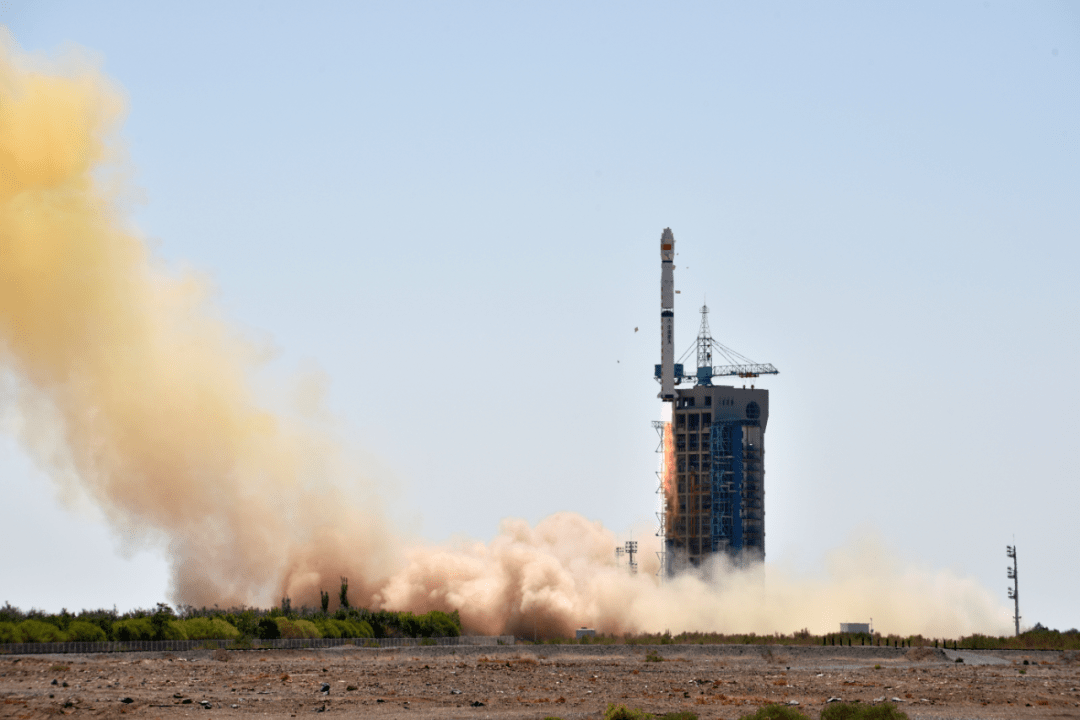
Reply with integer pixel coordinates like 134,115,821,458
1,1,1077,630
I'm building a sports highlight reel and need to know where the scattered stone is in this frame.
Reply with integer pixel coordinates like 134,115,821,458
119,697,134,704
173,693,184,699
827,697,842,703
346,685,357,691
181,698,193,704
786,700,799,706
470,701,485,707
891,697,903,702
51,679,58,685
376,698,385,703
319,682,330,694
450,689,461,695
199,700,212,709
230,704,239,709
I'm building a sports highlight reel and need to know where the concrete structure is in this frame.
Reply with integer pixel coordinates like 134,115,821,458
840,623,871,634
654,228,778,575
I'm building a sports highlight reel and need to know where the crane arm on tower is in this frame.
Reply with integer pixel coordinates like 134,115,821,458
710,363,779,379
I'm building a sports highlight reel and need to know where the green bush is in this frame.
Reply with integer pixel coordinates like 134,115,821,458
274,618,321,639
66,621,107,642
818,704,861,720
819,703,908,720
418,610,461,637
325,618,373,639
603,704,653,720
853,704,909,720
13,619,66,643
312,618,341,639
0,621,17,643
257,617,280,640
739,705,809,720
178,618,240,640
114,617,155,641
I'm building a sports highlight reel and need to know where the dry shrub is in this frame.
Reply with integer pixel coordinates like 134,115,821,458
904,646,942,662
509,655,538,665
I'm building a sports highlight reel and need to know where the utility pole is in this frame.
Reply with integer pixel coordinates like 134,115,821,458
1006,544,1020,637
625,540,638,575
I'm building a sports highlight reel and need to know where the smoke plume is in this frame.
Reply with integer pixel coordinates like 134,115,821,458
0,37,1010,638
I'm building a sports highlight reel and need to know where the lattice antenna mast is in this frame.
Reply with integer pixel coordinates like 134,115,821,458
696,304,714,386
676,304,779,383
1007,544,1020,637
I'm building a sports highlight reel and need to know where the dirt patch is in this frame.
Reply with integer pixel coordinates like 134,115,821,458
0,645,1077,719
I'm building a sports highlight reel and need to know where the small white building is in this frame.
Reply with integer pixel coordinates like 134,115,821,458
840,623,870,634
575,628,596,639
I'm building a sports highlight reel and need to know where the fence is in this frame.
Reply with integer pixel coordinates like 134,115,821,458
0,635,516,655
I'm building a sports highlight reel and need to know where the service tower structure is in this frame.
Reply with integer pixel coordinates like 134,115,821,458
654,228,778,575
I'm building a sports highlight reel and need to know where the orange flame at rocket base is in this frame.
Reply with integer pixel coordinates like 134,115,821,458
662,421,676,522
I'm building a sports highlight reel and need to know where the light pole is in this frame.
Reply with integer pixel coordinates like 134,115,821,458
1006,545,1020,637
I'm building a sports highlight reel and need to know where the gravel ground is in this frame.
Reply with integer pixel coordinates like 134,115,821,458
2,644,1078,720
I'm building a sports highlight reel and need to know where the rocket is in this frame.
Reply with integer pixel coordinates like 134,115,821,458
659,228,675,400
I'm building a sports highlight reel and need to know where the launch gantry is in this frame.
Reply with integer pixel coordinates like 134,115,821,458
652,228,779,575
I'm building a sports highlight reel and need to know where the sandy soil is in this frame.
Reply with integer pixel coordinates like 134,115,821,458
2,644,1078,720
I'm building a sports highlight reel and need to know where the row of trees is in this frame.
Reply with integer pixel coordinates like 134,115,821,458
0,594,462,644
532,627,1080,650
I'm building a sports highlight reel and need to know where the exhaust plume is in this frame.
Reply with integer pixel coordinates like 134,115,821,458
0,37,1010,638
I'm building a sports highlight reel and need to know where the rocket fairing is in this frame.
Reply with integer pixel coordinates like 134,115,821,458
660,228,676,400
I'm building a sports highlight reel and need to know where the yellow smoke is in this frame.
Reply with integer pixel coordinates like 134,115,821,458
0,36,1011,638
0,35,397,609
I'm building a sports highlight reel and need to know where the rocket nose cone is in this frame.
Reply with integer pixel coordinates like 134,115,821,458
661,228,674,243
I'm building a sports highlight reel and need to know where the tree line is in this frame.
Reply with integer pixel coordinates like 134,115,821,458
0,579,462,643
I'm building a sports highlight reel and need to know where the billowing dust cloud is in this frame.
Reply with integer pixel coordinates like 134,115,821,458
0,37,1010,638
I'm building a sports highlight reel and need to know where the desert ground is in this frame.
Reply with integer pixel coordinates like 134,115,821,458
2,644,1078,720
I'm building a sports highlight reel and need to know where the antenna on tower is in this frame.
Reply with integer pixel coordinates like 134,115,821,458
674,304,779,383
695,303,715,386
1007,543,1020,637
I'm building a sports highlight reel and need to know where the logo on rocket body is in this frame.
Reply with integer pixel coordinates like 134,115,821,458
660,227,675,262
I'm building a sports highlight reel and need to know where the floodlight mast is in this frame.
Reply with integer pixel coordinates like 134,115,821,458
1007,545,1020,637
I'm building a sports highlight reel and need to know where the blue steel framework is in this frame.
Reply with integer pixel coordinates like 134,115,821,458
708,408,764,556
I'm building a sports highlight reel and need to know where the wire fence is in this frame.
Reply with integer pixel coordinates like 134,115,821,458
0,635,516,655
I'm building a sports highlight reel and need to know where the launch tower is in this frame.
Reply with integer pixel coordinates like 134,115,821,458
653,229,778,574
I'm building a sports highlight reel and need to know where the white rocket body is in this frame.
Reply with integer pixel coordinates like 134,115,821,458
660,228,676,400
